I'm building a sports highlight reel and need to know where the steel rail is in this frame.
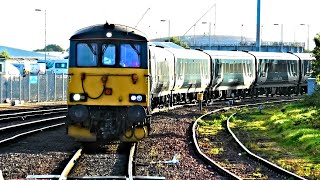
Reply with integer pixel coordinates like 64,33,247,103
0,108,67,119
191,98,304,179
127,143,136,180
0,116,66,132
0,123,65,144
191,108,241,179
59,148,83,180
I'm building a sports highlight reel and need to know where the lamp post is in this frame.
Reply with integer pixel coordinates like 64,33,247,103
193,24,196,46
240,24,244,44
35,9,46,62
274,23,283,52
202,22,211,49
261,25,263,42
300,24,310,51
160,19,170,42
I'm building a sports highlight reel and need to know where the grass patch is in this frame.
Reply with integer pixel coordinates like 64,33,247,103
231,99,320,179
197,112,233,135
208,147,224,155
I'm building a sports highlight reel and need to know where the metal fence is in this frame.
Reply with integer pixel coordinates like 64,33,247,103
0,73,68,103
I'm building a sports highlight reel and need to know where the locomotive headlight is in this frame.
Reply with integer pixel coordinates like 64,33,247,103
70,93,87,102
106,32,112,38
68,105,89,123
128,105,146,123
130,95,137,101
129,94,146,102
73,94,81,101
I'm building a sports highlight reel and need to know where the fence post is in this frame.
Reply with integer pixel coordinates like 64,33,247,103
0,75,2,103
10,76,12,100
46,73,49,101
19,76,22,101
62,74,65,101
54,73,57,101
28,75,31,102
37,74,40,102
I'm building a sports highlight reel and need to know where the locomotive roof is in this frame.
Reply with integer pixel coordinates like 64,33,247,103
70,22,147,41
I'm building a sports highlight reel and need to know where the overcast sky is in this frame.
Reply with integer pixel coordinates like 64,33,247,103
0,0,318,51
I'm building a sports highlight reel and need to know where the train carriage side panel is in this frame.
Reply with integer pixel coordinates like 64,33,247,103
292,53,315,93
165,48,211,94
204,50,256,91
248,52,300,88
149,46,175,97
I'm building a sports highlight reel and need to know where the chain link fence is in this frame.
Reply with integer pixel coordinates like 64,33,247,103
0,73,67,103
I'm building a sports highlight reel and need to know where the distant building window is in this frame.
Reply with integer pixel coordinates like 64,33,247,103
77,43,97,66
120,44,141,67
0,64,2,73
55,63,68,69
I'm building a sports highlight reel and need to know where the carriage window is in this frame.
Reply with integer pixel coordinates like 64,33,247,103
291,61,297,75
215,59,221,77
102,44,116,66
120,44,141,67
305,61,312,76
77,43,98,66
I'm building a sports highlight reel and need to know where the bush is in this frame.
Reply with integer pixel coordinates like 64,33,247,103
303,90,320,107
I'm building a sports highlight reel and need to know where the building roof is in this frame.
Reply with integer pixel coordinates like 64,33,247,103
151,35,254,45
0,46,62,60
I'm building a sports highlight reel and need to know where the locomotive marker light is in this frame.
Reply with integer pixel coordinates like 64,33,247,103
70,93,87,102
129,94,146,102
137,95,143,101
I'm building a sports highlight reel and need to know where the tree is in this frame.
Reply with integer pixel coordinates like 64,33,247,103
312,33,320,82
0,49,10,59
34,44,65,52
166,36,190,49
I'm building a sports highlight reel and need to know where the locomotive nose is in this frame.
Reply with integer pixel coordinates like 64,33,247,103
128,105,146,124
68,105,89,123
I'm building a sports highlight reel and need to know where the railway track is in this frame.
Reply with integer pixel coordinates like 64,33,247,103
0,95,308,179
0,106,67,145
0,107,67,126
27,143,165,180
192,99,307,179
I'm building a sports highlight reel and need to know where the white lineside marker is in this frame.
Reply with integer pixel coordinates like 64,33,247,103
0,170,4,180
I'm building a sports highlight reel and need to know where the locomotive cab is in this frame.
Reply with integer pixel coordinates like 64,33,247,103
66,22,150,144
